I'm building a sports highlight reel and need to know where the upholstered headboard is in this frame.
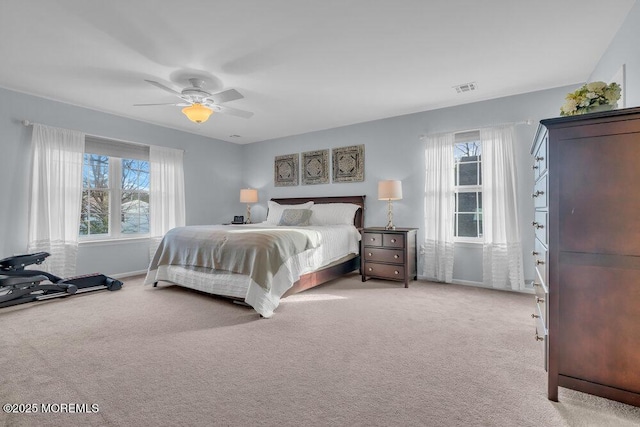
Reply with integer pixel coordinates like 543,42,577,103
270,195,365,230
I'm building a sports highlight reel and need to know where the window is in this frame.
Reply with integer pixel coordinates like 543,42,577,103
454,131,482,240
80,136,150,240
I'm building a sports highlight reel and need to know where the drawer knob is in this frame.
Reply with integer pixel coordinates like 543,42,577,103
390,238,396,243
368,267,372,272
536,297,545,304
533,282,541,288
531,313,540,319
394,270,399,275
535,156,544,162
532,221,544,229
532,190,544,198
394,254,399,259
535,334,545,342
532,250,539,256
368,252,372,256
535,260,545,265
370,237,376,242
532,164,539,170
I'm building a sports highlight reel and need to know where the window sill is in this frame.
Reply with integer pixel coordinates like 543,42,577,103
79,236,150,247
454,240,483,248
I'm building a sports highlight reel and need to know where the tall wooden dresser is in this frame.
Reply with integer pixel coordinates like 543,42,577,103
532,107,640,407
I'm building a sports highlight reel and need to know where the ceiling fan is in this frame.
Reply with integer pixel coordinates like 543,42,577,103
134,78,253,123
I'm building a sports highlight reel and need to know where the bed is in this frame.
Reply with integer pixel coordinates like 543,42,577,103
144,196,365,317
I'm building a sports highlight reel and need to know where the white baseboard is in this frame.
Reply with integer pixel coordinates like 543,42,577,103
109,270,147,279
417,275,534,294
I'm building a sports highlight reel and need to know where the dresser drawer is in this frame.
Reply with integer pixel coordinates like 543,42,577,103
533,133,548,179
533,174,547,208
363,232,383,247
533,211,548,245
533,238,547,286
383,233,404,248
363,262,405,280
364,248,403,264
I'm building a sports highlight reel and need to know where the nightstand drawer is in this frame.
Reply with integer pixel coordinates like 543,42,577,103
364,262,405,280
383,233,404,248
364,248,403,264
363,232,383,246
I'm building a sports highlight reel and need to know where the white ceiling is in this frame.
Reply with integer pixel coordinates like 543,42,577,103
0,1,635,144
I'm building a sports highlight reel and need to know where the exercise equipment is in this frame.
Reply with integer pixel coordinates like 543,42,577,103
0,252,122,309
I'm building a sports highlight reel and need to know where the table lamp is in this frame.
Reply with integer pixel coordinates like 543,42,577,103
378,180,402,230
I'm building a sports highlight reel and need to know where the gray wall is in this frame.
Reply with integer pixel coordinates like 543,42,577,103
589,0,640,109
240,86,575,286
0,87,243,276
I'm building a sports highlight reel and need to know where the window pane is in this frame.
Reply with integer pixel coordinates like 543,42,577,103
85,154,109,188
458,162,478,186
458,192,478,213
457,214,480,237
86,190,110,235
121,197,149,234
454,142,481,160
121,158,149,235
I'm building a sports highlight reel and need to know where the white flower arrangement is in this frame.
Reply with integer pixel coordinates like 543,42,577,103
560,81,621,116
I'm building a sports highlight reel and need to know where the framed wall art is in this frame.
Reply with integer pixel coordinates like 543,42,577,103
301,149,329,185
332,144,364,183
274,153,299,186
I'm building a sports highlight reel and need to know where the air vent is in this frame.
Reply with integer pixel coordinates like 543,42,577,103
453,82,477,93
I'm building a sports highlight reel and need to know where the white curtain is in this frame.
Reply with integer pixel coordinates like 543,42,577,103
27,124,85,278
423,132,455,283
481,126,525,290
149,146,186,256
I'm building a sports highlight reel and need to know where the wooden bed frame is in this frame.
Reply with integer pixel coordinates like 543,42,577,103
274,195,365,297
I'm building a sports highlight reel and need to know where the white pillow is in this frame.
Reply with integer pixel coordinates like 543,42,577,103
309,203,360,225
266,201,314,225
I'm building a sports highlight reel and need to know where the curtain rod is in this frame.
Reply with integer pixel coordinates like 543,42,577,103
21,119,185,153
419,119,534,141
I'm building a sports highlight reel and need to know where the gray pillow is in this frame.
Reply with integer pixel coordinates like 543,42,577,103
278,209,312,226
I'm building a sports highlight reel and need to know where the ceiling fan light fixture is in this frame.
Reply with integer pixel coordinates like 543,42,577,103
182,103,213,123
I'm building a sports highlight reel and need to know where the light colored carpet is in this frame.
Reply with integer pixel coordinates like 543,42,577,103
1,273,639,427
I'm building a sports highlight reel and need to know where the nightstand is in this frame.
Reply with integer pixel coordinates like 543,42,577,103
361,227,418,287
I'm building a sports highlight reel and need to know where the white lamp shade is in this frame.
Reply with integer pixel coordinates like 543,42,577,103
240,188,258,203
378,180,403,200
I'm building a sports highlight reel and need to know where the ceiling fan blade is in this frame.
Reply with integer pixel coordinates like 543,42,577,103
144,79,182,96
212,104,254,119
207,88,244,104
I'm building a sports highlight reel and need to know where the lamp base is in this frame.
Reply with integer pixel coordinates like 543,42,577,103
245,204,252,224
385,200,395,230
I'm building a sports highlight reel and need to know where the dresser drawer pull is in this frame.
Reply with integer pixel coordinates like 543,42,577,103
535,334,545,342
536,297,545,304
532,221,544,229
532,250,539,256
535,156,544,162
532,190,545,198
532,164,539,170
531,313,540,319
368,267,372,272
533,282,541,288
535,260,545,265
390,238,396,243
370,237,376,242
368,252,372,256
394,270,399,275
394,254,399,259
